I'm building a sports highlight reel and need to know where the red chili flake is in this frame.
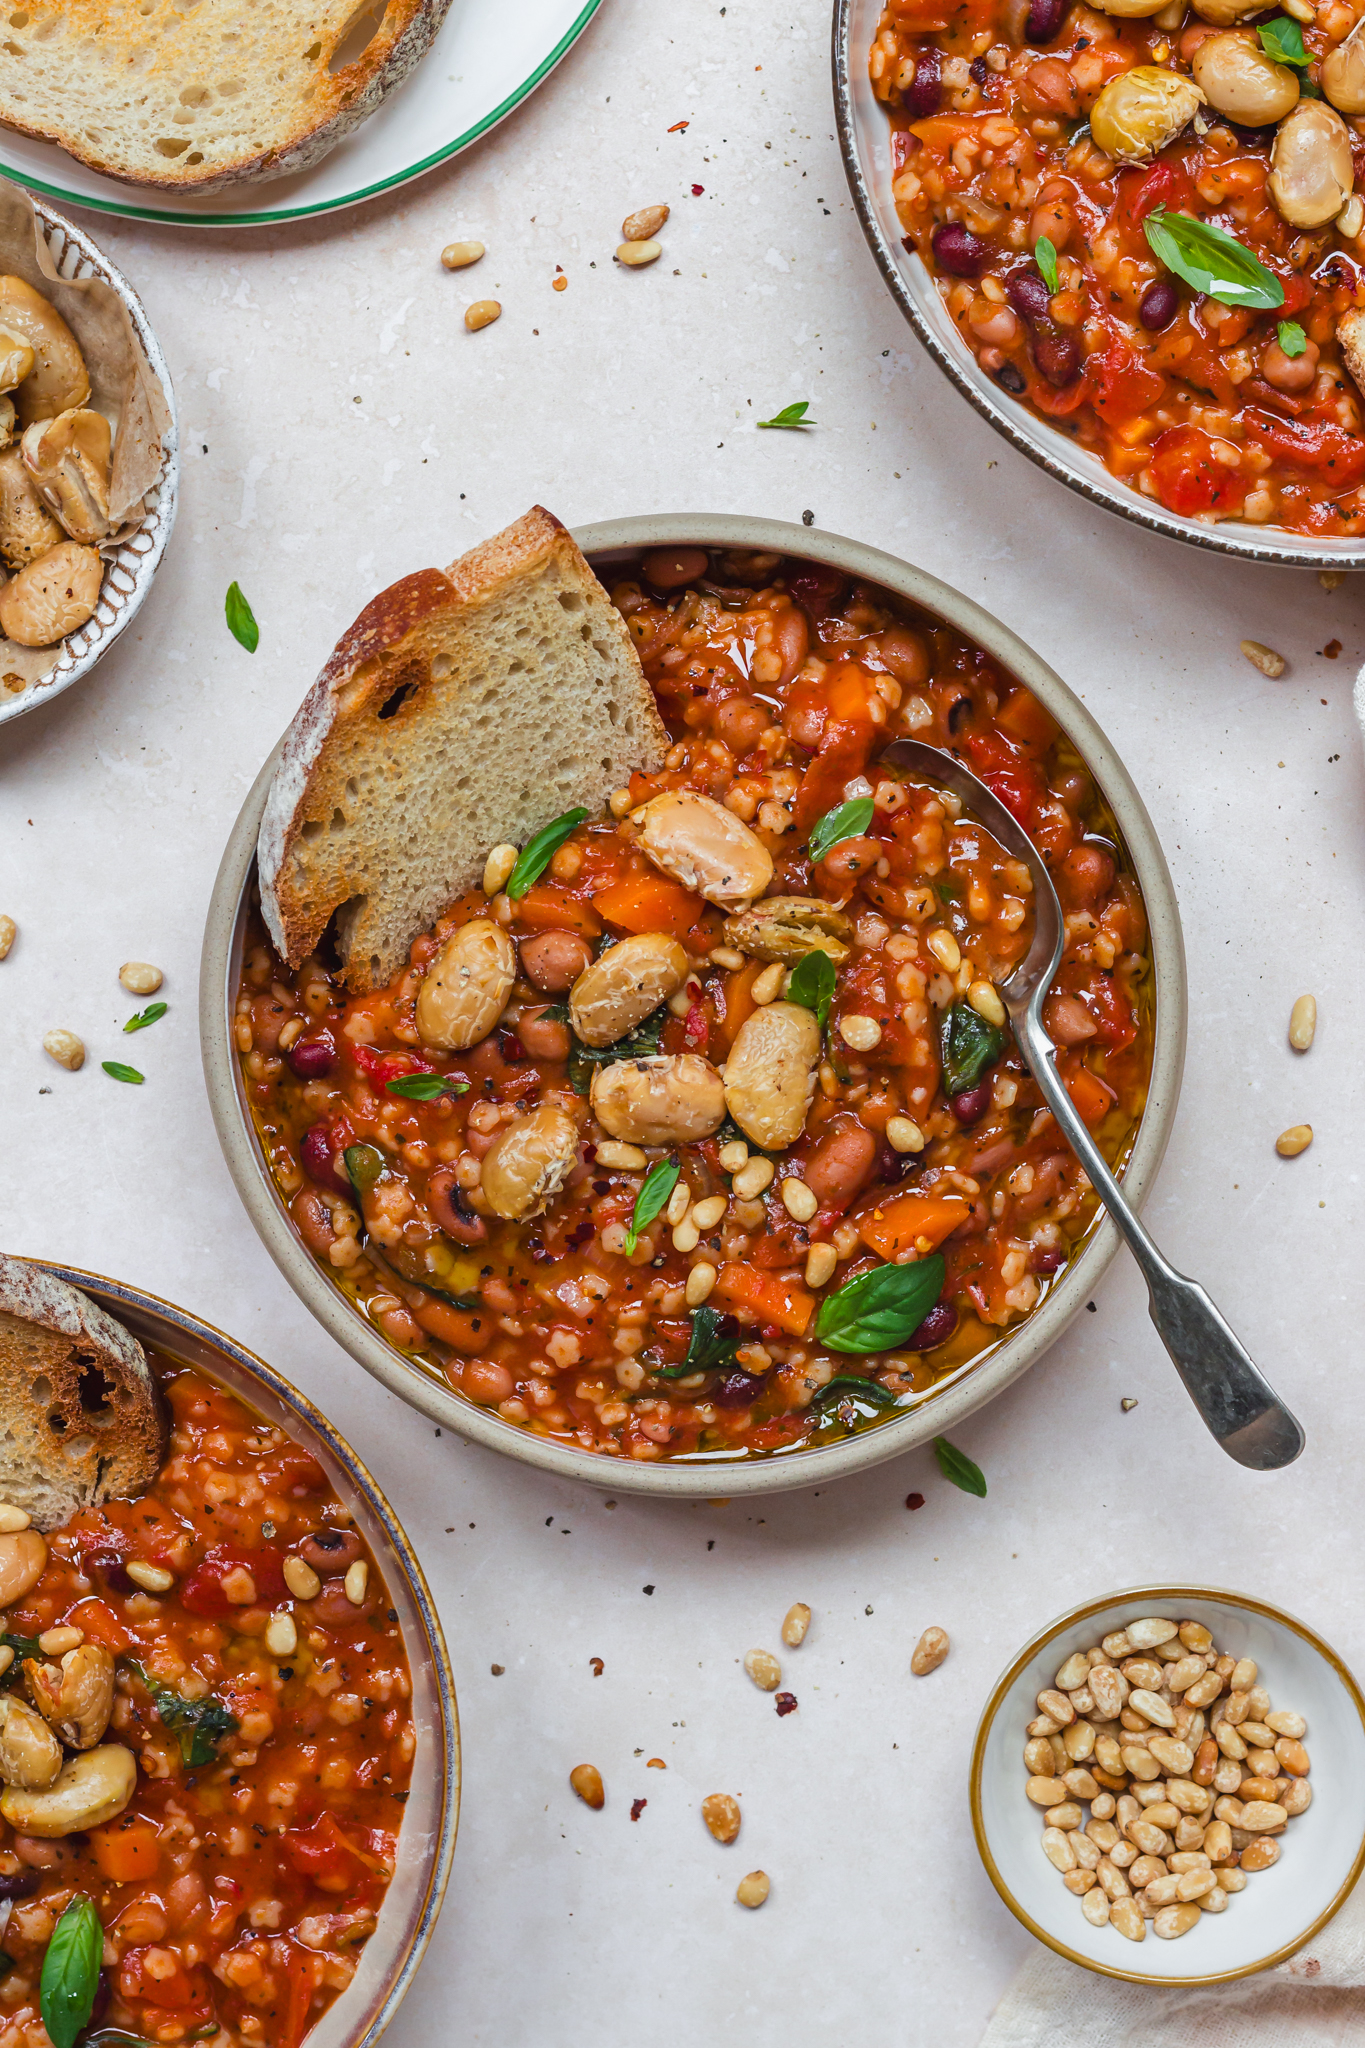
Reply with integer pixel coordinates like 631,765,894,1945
775,1692,798,1716
684,1003,708,1046
630,1798,648,1820
498,1029,527,1061
905,1492,925,1511
691,183,704,195
590,1657,604,1676
668,120,690,131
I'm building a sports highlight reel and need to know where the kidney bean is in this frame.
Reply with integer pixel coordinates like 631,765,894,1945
932,221,990,279
1006,269,1051,324
301,1122,348,1194
428,1168,490,1245
805,1121,879,1209
0,1873,38,1900
950,1082,991,1125
713,1370,768,1409
1044,992,1097,1045
520,930,593,992
1026,0,1068,39
1032,1246,1067,1273
969,53,988,80
516,1006,570,1061
83,1547,135,1597
297,1527,364,1576
965,1137,1016,1179
1032,327,1081,387
788,562,846,616
1139,279,1179,332
996,362,1026,394
903,44,941,117
643,547,709,591
286,1030,337,1079
13,1838,85,1869
907,1301,959,1350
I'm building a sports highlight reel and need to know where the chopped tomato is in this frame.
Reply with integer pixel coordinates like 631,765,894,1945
180,1542,287,1617
1149,428,1248,519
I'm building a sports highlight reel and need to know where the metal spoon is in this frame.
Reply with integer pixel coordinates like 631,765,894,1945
880,737,1305,1471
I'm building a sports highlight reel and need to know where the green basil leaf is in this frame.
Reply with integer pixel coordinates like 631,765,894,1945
933,1435,987,1497
757,400,813,429
1034,236,1059,294
1258,16,1309,65
815,1255,945,1353
384,1074,470,1101
225,582,259,653
812,1373,900,1410
787,949,836,1030
344,1143,384,1195
123,1002,167,1033
682,1303,741,1375
539,1001,571,1022
507,809,589,899
808,796,874,865
126,1661,239,1766
40,1897,102,2048
0,1631,41,1687
1277,319,1308,357
567,1008,666,1094
1143,208,1284,312
1299,74,1321,94
101,1062,144,1085
627,1157,679,1254
940,1002,1005,1096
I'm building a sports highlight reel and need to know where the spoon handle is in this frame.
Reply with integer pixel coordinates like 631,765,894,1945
1011,1006,1305,1471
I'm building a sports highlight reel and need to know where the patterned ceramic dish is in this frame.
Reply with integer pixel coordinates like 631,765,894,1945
23,1260,459,2046
0,193,178,727
971,1585,1365,1984
201,512,1186,1498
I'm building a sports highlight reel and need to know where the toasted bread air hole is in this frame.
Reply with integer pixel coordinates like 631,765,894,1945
557,591,585,612
431,654,453,680
377,680,415,721
328,0,388,72
156,136,191,156
77,1360,114,1416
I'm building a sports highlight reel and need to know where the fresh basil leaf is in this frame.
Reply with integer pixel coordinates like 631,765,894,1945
757,400,813,429
815,1255,945,1353
40,1897,102,2048
384,1074,470,1101
1258,15,1310,66
627,1157,679,1254
787,950,836,1030
941,1002,1005,1096
539,1002,571,1022
344,1143,384,1195
1277,319,1308,357
126,1661,239,1766
123,1002,167,1033
0,1632,41,1687
681,1303,742,1375
812,1373,900,1410
933,1435,987,1497
225,582,259,653
1034,236,1059,294
101,1061,144,1085
1300,74,1321,94
567,1010,666,1094
507,809,589,899
1143,208,1284,312
808,797,874,864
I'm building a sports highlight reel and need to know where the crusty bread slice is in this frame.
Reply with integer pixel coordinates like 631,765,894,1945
258,506,669,995
0,0,452,193
0,1259,166,1532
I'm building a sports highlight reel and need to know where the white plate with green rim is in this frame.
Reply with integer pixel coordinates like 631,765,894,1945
0,0,604,228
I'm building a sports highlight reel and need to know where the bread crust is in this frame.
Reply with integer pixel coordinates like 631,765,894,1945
257,506,669,994
0,0,453,193
0,1258,166,1531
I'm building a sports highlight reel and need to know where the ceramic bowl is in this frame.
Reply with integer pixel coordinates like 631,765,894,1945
0,196,179,727
832,0,1364,571
971,1585,1365,1985
27,1260,459,2048
200,511,1186,1498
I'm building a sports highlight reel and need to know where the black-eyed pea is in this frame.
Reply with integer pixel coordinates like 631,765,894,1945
1046,1801,1084,1831
1110,1897,1146,1942
1024,1739,1056,1776
1054,1652,1090,1692
1147,1735,1193,1776
1275,1737,1310,1777
1063,1720,1096,1763
1218,1863,1249,1891
1082,1886,1111,1928
1183,1670,1223,1708
1120,1659,1165,1690
1041,1825,1076,1872
1072,1833,1101,1871
1109,1840,1138,1869
1063,1768,1100,1801
1120,1746,1163,1782
1280,1778,1312,1816
1090,1793,1116,1822
1246,1686,1271,1719
1241,1836,1281,1873
1088,1666,1127,1720
1035,1688,1075,1726
1028,1714,1062,1739
1096,1857,1131,1901
1143,1875,1180,1907
1174,1817,1207,1852
1266,1708,1306,1740
1154,1902,1201,1939
1086,1819,1120,1851
1200,1882,1230,1913
1178,1621,1213,1654
1101,1630,1133,1660
1063,1868,1097,1895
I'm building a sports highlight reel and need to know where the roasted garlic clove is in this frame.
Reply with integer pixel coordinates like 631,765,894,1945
20,407,111,544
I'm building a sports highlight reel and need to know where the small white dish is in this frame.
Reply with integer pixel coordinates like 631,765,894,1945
0,0,603,229
971,1585,1365,1985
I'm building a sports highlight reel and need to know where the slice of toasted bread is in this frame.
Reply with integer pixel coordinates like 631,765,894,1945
0,1259,166,1531
258,506,669,995
0,0,451,193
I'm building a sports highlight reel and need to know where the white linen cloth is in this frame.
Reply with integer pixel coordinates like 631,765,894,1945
979,1861,1365,2043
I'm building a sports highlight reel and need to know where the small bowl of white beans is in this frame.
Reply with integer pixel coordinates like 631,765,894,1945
971,1586,1365,1985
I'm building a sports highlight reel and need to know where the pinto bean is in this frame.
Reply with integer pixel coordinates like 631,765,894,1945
715,697,770,754
1044,993,1097,1045
643,547,709,591
427,1168,489,1245
1022,56,1081,116
516,1006,571,1061
876,626,930,685
804,1121,878,1209
723,1003,820,1149
519,931,594,992
1060,843,1116,908
816,836,882,885
417,919,517,1050
769,608,809,686
290,1187,338,1257
570,932,689,1048
461,1360,514,1406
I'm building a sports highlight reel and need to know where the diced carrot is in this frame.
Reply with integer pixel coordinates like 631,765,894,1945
1064,1062,1116,1129
996,689,1059,751
595,876,713,951
412,1298,491,1355
712,1264,816,1338
92,1816,162,1882
65,1596,131,1653
715,960,764,1052
858,1192,970,1261
792,660,878,833
511,884,602,938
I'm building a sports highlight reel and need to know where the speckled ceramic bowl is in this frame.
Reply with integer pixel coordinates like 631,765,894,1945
24,1260,459,2047
200,512,1187,1498
833,0,1365,571
972,1585,1365,1984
